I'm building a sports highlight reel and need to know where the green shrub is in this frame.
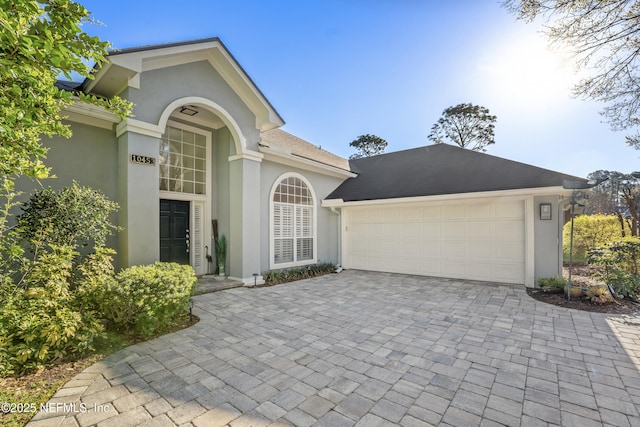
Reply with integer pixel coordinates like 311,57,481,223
0,246,104,375
17,181,119,252
563,214,622,263
263,263,336,286
537,277,566,289
74,247,117,313
589,237,640,299
98,263,197,338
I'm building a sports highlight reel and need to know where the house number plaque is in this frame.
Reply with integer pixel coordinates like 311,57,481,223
130,154,156,166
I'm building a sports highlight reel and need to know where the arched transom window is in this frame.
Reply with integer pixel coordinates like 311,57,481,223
271,174,317,268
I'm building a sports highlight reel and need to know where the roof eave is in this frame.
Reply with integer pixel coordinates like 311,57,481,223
260,146,356,179
322,186,573,207
81,38,285,130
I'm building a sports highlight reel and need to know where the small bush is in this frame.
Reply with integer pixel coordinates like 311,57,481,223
585,285,614,304
589,237,640,299
98,263,197,338
17,181,119,252
0,246,104,375
537,277,566,289
263,263,336,286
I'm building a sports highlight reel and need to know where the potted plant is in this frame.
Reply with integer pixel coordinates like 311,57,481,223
215,234,227,277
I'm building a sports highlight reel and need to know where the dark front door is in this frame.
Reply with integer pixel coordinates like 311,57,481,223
160,199,190,265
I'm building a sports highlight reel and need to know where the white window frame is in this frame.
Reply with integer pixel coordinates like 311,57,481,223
159,120,212,275
269,172,318,269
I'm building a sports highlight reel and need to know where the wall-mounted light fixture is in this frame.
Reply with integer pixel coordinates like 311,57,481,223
540,203,551,220
179,105,198,116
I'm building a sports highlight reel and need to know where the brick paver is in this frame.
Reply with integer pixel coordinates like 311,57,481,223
28,270,640,426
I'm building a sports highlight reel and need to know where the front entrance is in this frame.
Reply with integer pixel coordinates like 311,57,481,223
160,199,190,265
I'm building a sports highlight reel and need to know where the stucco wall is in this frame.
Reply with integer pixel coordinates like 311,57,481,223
260,162,346,273
213,127,232,271
533,195,563,281
128,61,260,151
42,121,118,199
15,121,121,266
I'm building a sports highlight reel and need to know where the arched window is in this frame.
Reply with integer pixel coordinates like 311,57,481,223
270,173,317,268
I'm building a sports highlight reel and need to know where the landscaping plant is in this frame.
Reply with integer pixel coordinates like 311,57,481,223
562,214,621,263
589,237,640,299
99,262,197,338
537,277,566,290
263,263,336,286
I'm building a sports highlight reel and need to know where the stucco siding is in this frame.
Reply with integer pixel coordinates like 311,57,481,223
129,61,260,151
43,121,118,199
16,122,121,265
534,195,563,280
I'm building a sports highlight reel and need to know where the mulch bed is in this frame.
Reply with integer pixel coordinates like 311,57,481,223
526,288,640,314
526,265,640,315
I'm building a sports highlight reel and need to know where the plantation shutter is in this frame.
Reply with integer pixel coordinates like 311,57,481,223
193,203,203,268
271,174,316,267
296,205,313,261
274,203,294,264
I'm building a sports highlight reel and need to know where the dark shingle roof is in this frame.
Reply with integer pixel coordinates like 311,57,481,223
55,80,83,92
325,144,585,202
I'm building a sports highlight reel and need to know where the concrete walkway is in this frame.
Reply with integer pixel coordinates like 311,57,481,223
28,270,640,426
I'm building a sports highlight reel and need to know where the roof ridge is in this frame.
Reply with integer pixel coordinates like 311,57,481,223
107,37,222,56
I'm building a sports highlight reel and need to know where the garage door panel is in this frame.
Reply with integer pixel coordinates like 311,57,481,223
495,200,525,218
345,200,525,284
465,262,492,280
443,223,466,239
467,242,492,259
401,207,422,222
494,263,524,282
443,260,466,277
400,223,422,238
403,239,422,256
468,203,493,219
495,221,524,240
381,223,400,238
422,242,441,256
496,242,524,261
423,206,442,221
423,223,442,238
442,241,465,257
421,259,442,275
444,205,465,219
467,222,493,239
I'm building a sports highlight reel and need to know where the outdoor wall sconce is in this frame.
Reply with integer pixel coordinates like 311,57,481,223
540,203,552,220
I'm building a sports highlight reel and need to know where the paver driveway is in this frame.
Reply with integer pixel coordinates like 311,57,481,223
29,270,640,426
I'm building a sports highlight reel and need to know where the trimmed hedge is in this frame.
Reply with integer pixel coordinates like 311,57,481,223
263,263,336,286
98,262,198,338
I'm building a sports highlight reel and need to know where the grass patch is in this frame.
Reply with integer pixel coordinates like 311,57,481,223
0,313,197,426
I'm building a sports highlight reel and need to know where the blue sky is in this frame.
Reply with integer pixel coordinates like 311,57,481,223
77,0,639,178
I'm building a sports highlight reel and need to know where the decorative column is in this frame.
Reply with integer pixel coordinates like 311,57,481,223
228,151,264,285
116,125,162,268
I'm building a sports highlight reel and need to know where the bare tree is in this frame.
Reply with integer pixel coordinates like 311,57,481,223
503,0,640,148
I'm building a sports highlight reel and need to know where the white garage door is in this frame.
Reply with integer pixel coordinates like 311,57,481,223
344,199,525,284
